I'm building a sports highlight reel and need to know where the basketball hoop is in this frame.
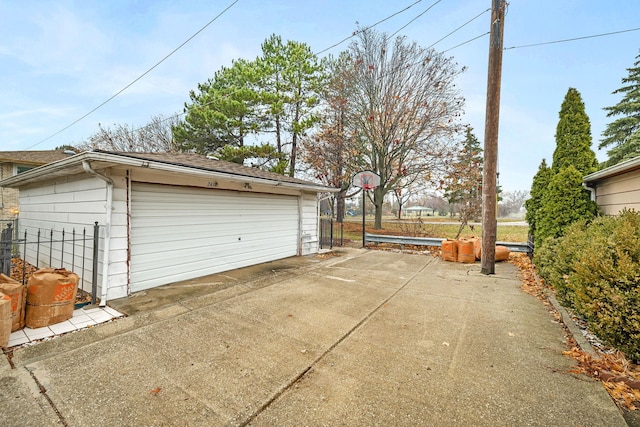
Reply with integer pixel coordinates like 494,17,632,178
352,171,381,190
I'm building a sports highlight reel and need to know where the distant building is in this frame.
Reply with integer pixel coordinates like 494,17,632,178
403,206,434,217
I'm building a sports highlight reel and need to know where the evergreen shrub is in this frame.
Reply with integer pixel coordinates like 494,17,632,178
535,210,640,362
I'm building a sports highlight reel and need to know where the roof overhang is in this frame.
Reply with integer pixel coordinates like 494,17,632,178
584,155,640,185
0,151,339,194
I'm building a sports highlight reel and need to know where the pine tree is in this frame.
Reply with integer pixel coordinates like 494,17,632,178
524,159,552,237
599,52,640,167
174,58,266,154
552,88,598,175
535,166,597,244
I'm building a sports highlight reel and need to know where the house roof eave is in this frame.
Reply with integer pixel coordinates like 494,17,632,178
584,155,640,184
0,151,339,193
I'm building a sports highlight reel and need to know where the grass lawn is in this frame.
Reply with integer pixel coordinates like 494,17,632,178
337,218,529,243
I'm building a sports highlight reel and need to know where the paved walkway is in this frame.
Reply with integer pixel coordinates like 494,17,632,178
7,306,124,348
0,249,628,426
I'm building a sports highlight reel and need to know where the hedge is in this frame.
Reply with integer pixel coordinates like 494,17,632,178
534,210,640,362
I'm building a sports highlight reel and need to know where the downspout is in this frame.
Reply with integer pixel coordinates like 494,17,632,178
82,161,113,306
582,183,596,202
297,193,303,256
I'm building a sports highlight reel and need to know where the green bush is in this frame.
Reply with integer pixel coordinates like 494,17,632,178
535,165,597,244
534,221,587,306
535,210,640,362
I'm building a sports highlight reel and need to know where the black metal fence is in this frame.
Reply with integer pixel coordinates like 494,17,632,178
0,220,100,304
319,217,343,249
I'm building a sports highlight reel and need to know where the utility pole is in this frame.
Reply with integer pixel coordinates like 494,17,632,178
481,0,506,275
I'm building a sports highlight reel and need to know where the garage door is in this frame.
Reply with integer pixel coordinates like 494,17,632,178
130,183,299,292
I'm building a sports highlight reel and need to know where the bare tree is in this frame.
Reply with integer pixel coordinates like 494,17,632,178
302,53,363,221
75,114,180,153
393,178,423,219
498,190,529,217
347,28,465,228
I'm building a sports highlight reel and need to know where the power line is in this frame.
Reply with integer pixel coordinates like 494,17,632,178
82,4,491,141
314,0,425,56
504,26,640,50
427,8,490,49
389,0,443,39
24,0,240,150
128,0,445,136
443,32,489,53
372,8,493,82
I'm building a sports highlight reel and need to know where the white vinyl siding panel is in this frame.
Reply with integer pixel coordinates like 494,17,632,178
130,183,299,292
300,192,319,255
16,173,130,301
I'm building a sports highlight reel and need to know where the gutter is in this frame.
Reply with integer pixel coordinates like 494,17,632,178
0,151,338,194
584,155,640,183
582,183,596,202
82,160,113,307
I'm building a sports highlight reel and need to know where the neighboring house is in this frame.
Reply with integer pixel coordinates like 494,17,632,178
403,206,434,217
0,150,72,220
0,150,337,303
583,155,640,215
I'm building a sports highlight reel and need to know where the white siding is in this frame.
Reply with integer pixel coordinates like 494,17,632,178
14,165,325,301
17,172,129,301
130,183,300,292
300,192,319,255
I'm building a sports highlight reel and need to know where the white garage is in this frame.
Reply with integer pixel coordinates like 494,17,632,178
1,150,335,303
130,183,300,292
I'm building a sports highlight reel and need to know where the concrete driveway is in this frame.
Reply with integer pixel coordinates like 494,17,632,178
1,248,627,426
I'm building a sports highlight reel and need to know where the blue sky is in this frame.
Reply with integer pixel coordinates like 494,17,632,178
1,0,639,192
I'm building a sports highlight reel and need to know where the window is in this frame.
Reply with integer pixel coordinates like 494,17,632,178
14,165,35,175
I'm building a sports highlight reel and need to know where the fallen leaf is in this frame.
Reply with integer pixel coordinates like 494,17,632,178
150,387,161,395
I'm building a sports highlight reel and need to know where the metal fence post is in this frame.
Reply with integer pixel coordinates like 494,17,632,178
330,217,334,249
61,229,65,267
81,227,87,294
91,222,99,305
0,223,12,276
21,229,27,285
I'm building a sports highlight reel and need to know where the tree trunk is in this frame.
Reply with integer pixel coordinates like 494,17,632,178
275,116,282,153
336,190,346,223
373,187,384,229
289,101,301,177
289,133,297,177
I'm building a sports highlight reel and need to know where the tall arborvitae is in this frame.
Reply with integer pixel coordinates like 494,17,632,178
552,87,598,175
530,87,599,246
524,159,552,238
535,166,597,243
599,52,640,167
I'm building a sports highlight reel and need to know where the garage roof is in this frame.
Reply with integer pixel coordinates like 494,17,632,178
0,150,338,193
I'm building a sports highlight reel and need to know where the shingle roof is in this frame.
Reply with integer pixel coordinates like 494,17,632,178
0,150,337,193
0,150,73,165
93,150,319,186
